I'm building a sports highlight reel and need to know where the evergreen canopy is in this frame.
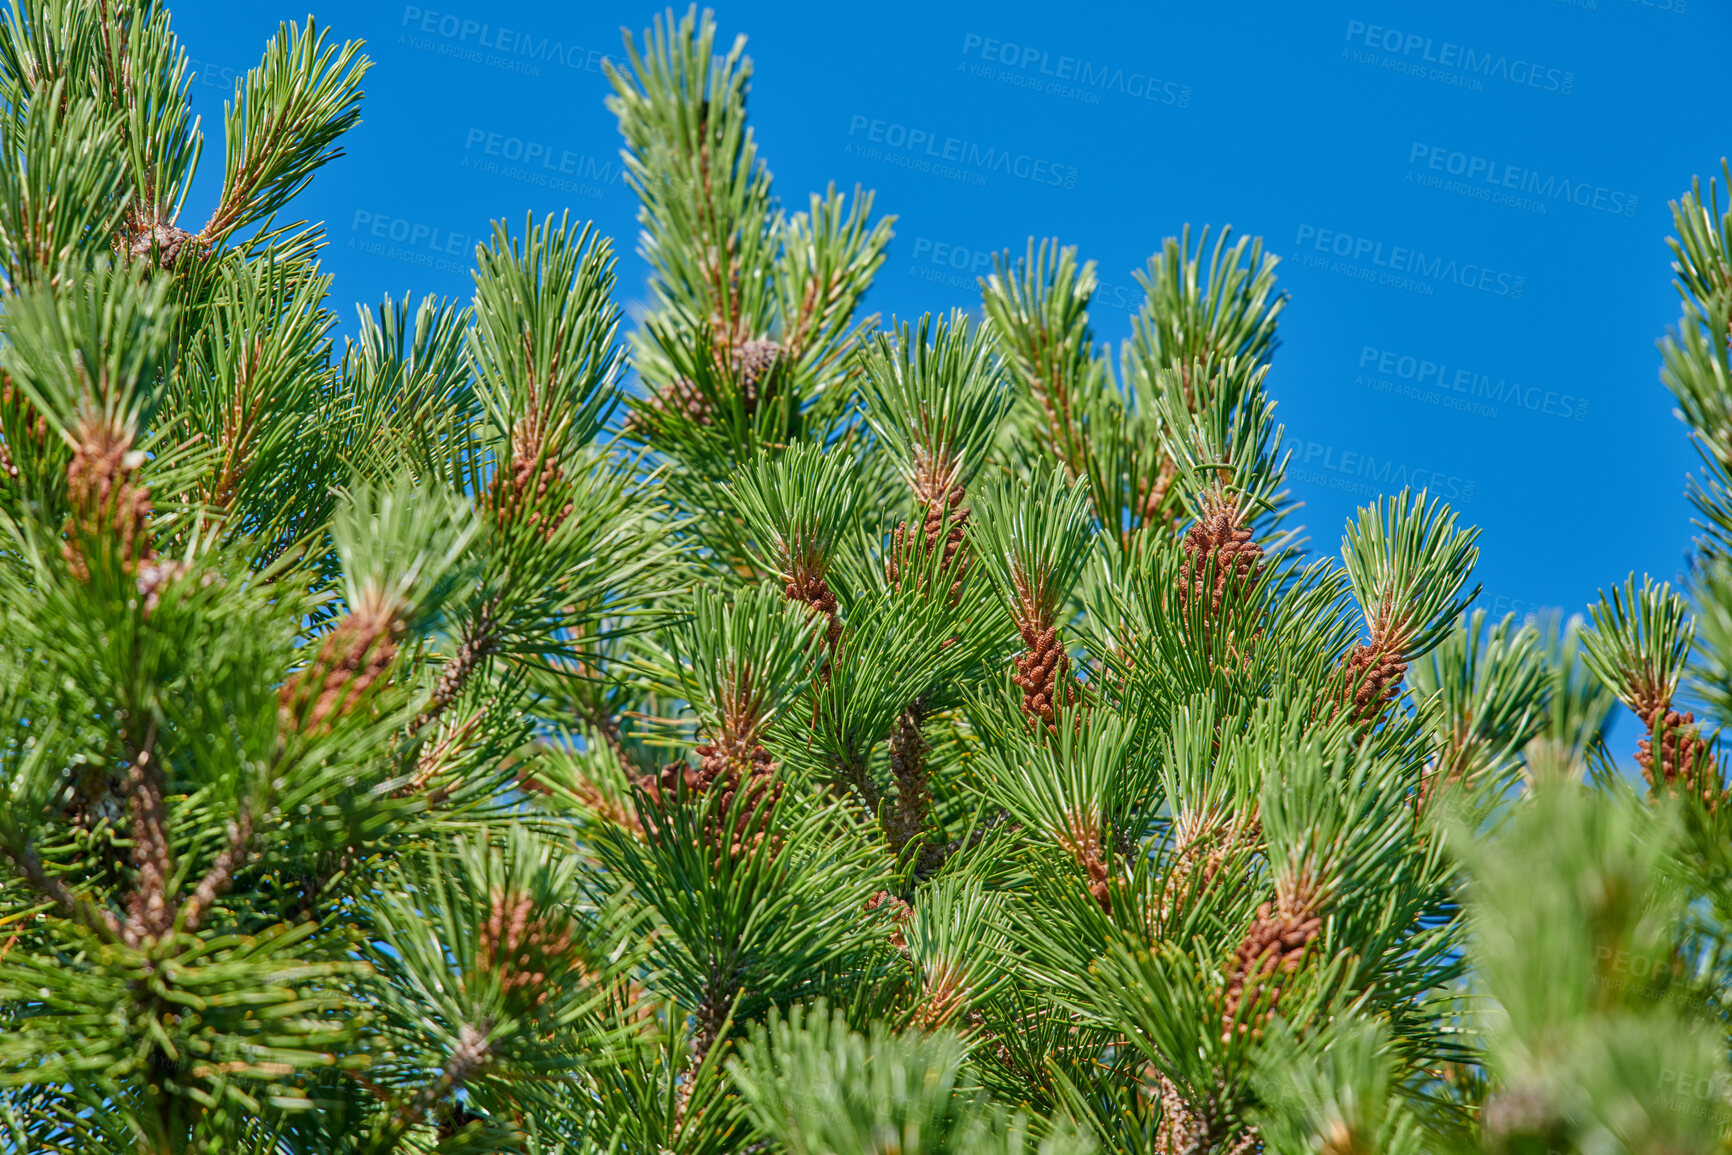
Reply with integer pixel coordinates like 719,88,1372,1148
1,4,1730,1153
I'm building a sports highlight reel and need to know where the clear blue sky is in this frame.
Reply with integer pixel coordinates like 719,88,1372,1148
169,0,1726,731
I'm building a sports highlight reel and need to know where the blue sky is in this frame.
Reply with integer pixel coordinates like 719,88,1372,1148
168,0,1727,734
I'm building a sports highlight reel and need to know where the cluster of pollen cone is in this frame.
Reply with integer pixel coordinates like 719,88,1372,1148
1179,508,1262,616
637,338,785,428
478,887,576,1008
1220,896,1322,1044
1175,504,1333,1053
640,732,782,865
1636,704,1722,811
489,416,574,543
887,484,971,604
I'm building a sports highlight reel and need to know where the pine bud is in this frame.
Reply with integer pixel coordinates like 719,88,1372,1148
785,571,841,647
490,412,572,541
729,338,784,405
125,221,202,270
864,889,913,953
641,736,784,867
636,375,713,429
886,486,970,602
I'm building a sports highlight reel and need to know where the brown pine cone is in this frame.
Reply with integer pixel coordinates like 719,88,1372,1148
629,339,784,435
922,486,970,561
279,607,405,735
477,887,576,1009
865,888,913,953
1337,642,1407,724
653,737,783,866
729,338,784,405
62,419,155,579
490,425,572,541
634,376,712,429
637,759,701,809
1012,622,1073,728
786,571,842,646
126,221,200,269
887,486,970,602
1220,900,1321,1043
1179,509,1262,615
1636,707,1721,809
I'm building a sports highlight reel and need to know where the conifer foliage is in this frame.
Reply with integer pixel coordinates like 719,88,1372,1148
0,3,1730,1153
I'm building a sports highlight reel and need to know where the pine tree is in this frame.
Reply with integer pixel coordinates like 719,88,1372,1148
2,3,1731,1153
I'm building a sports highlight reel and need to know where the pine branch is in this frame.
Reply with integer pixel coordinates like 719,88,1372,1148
179,814,251,932
418,599,499,730
975,466,1096,729
1579,574,1694,719
2,842,122,941
1123,224,1285,401
981,238,1099,477
1407,609,1549,803
859,308,1009,508
119,724,173,946
0,87,131,285
2,3,1726,1145
1335,489,1481,724
202,20,368,245
776,184,895,369
339,292,477,490
606,5,774,353
725,443,865,647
